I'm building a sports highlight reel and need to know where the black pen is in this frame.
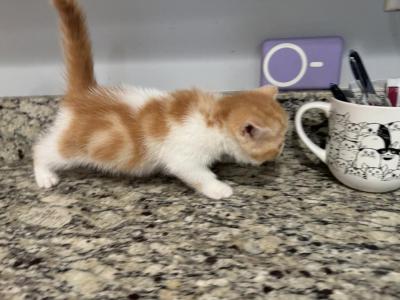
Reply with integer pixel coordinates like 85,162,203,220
349,50,375,94
349,50,391,106
330,83,350,103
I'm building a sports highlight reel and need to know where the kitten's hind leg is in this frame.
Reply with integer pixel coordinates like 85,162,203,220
33,134,69,189
33,128,71,189
33,109,75,189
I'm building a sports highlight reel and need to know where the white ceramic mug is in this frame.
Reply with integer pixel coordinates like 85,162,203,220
295,97,400,193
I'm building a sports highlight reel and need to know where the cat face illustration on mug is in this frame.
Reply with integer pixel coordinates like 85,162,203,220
365,167,384,180
383,169,400,181
354,148,380,168
379,148,400,170
359,123,380,138
331,113,349,133
345,123,361,140
339,140,358,161
331,158,350,173
328,112,400,182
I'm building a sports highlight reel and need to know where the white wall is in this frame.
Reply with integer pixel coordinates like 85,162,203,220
0,0,399,96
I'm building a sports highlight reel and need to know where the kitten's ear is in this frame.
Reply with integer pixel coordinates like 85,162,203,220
256,85,279,99
241,122,272,140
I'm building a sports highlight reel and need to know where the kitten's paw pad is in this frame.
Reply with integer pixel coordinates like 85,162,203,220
35,169,59,189
202,181,233,200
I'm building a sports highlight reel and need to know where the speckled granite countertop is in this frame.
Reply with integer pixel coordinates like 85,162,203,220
1,93,399,300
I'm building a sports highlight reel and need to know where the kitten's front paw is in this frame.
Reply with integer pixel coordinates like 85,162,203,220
201,181,233,200
35,168,60,189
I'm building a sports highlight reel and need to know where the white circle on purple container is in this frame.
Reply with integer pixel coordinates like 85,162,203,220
263,43,308,88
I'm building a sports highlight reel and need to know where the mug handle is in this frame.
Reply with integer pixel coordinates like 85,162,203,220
295,102,331,164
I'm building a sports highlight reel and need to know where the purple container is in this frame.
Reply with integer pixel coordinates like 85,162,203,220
260,36,344,90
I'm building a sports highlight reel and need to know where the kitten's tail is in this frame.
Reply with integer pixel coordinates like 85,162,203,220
52,0,96,93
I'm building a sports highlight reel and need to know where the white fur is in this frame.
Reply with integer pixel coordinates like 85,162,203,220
119,86,168,111
33,87,254,199
146,111,240,199
33,109,74,188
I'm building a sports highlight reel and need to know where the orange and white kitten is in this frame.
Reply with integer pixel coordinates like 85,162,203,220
33,0,288,199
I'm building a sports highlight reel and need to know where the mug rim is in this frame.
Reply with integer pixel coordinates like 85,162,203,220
330,96,400,111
